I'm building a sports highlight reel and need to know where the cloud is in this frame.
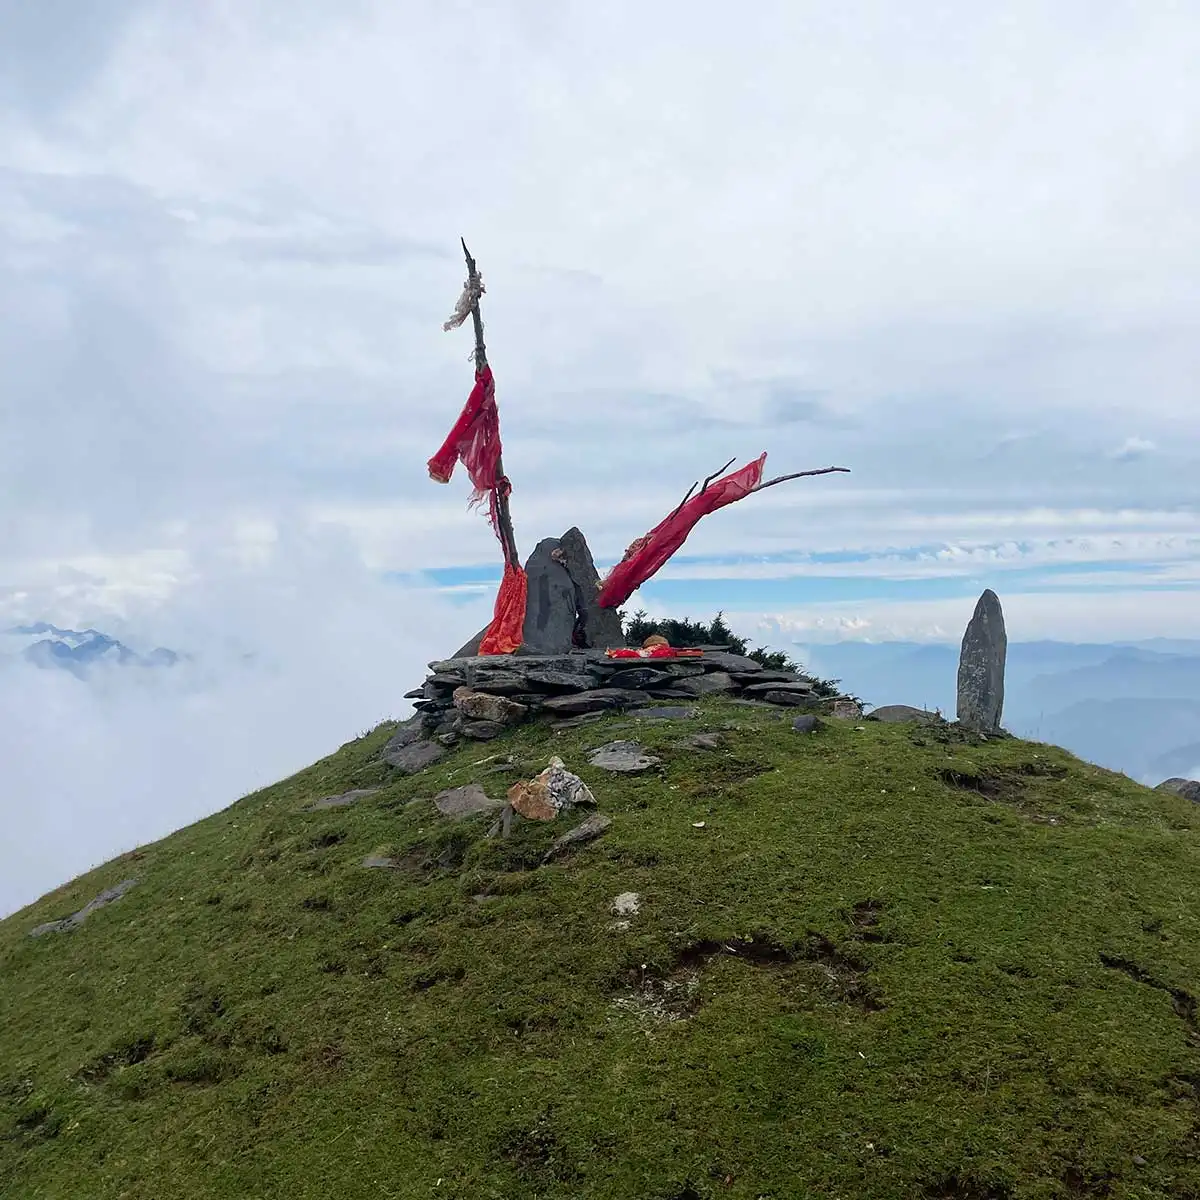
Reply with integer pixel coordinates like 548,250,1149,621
0,522,486,918
747,587,1200,646
2,1,1200,907
1109,437,1158,462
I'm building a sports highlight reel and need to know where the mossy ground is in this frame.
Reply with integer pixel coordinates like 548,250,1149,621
4,702,1200,1199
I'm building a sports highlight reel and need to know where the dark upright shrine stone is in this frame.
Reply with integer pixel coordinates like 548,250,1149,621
448,529,621,658
520,537,580,655
451,625,488,659
557,527,626,650
956,589,1007,732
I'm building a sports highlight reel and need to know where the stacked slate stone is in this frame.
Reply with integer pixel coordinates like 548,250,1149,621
384,649,847,773
383,526,851,774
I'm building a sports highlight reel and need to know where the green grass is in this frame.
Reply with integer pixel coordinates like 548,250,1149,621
4,702,1200,1199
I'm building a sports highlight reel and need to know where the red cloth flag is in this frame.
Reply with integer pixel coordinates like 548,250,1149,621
427,365,506,538
428,364,527,655
478,561,527,656
596,453,768,609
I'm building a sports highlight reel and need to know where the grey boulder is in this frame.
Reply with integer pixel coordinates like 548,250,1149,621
434,784,507,820
305,788,379,811
760,690,815,708
386,741,447,774
587,741,662,773
30,879,138,938
672,671,736,696
606,667,678,690
696,651,764,674
1156,778,1200,803
742,680,814,696
867,705,943,724
542,813,613,862
541,689,650,716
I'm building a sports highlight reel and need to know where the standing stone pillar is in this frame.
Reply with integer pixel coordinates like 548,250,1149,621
956,589,1007,732
449,529,625,657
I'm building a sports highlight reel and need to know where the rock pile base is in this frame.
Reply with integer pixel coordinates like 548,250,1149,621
384,648,853,772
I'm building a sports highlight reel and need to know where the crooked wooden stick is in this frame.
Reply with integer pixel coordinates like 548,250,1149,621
666,456,739,521
460,239,520,571
700,457,737,495
751,466,851,492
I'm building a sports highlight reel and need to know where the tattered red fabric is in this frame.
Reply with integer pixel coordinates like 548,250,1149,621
596,453,768,609
478,562,527,656
428,364,528,655
427,365,505,536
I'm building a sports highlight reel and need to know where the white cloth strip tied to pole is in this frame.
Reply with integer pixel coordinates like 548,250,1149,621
443,273,486,331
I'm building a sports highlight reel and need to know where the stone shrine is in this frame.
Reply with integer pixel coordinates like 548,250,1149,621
956,588,1007,733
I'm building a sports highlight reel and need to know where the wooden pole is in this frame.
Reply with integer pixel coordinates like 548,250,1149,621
460,239,520,571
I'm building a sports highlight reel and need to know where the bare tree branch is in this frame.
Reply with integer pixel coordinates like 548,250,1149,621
750,466,851,493
698,457,737,495
457,238,519,570
666,480,700,521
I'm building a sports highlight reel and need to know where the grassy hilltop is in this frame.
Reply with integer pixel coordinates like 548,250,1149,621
4,699,1200,1199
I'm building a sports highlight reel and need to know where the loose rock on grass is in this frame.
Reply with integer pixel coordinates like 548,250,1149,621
587,741,661,773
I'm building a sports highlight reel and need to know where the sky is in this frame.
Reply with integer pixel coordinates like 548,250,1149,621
2,1,1199,913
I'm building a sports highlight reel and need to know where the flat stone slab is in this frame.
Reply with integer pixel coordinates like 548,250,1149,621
742,680,815,695
541,689,651,717
760,690,816,708
542,813,613,862
635,706,700,721
867,704,943,724
606,667,678,690
523,668,601,691
386,740,447,774
450,670,529,695
460,720,507,741
695,651,763,674
671,671,736,696
433,784,507,820
1156,777,1200,803
732,670,807,684
587,741,662,773
305,788,379,811
30,879,138,937
453,688,529,724
427,654,595,683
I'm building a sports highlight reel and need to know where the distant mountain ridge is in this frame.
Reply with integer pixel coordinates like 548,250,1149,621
798,637,1200,785
4,623,181,678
